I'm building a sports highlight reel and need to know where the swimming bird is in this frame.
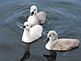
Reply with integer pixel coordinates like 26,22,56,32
27,5,46,26
45,30,80,51
22,22,43,43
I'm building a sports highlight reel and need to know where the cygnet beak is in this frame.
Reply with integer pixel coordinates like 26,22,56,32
30,11,34,16
22,26,26,29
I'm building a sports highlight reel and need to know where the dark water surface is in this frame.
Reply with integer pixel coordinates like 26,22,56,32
0,0,81,61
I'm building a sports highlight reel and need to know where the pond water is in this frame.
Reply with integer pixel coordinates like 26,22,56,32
0,0,81,61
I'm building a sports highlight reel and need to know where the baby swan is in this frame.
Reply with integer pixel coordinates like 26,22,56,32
27,5,38,26
45,30,80,51
27,5,46,26
22,22,43,43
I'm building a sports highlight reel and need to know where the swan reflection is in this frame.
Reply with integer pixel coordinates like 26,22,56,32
44,50,57,61
20,42,30,61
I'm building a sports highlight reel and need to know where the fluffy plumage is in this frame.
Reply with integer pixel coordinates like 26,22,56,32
45,30,80,51
27,5,46,26
22,22,43,43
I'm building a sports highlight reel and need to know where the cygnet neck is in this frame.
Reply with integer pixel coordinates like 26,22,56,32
24,29,29,34
50,37,58,41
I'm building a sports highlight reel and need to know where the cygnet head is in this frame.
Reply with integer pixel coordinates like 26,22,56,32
22,22,32,30
30,5,37,16
47,30,58,41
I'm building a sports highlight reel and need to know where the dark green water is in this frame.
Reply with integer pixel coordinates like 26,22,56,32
0,0,81,61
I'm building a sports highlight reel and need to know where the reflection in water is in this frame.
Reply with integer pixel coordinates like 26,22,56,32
43,50,57,61
20,42,31,61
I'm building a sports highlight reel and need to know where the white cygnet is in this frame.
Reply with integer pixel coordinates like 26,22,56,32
22,22,43,43
45,30,80,51
27,5,39,26
27,5,46,26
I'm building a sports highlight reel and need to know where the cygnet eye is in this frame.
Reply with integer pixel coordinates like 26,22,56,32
26,25,28,26
49,34,51,37
34,9,36,11
52,33,55,36
31,26,33,27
